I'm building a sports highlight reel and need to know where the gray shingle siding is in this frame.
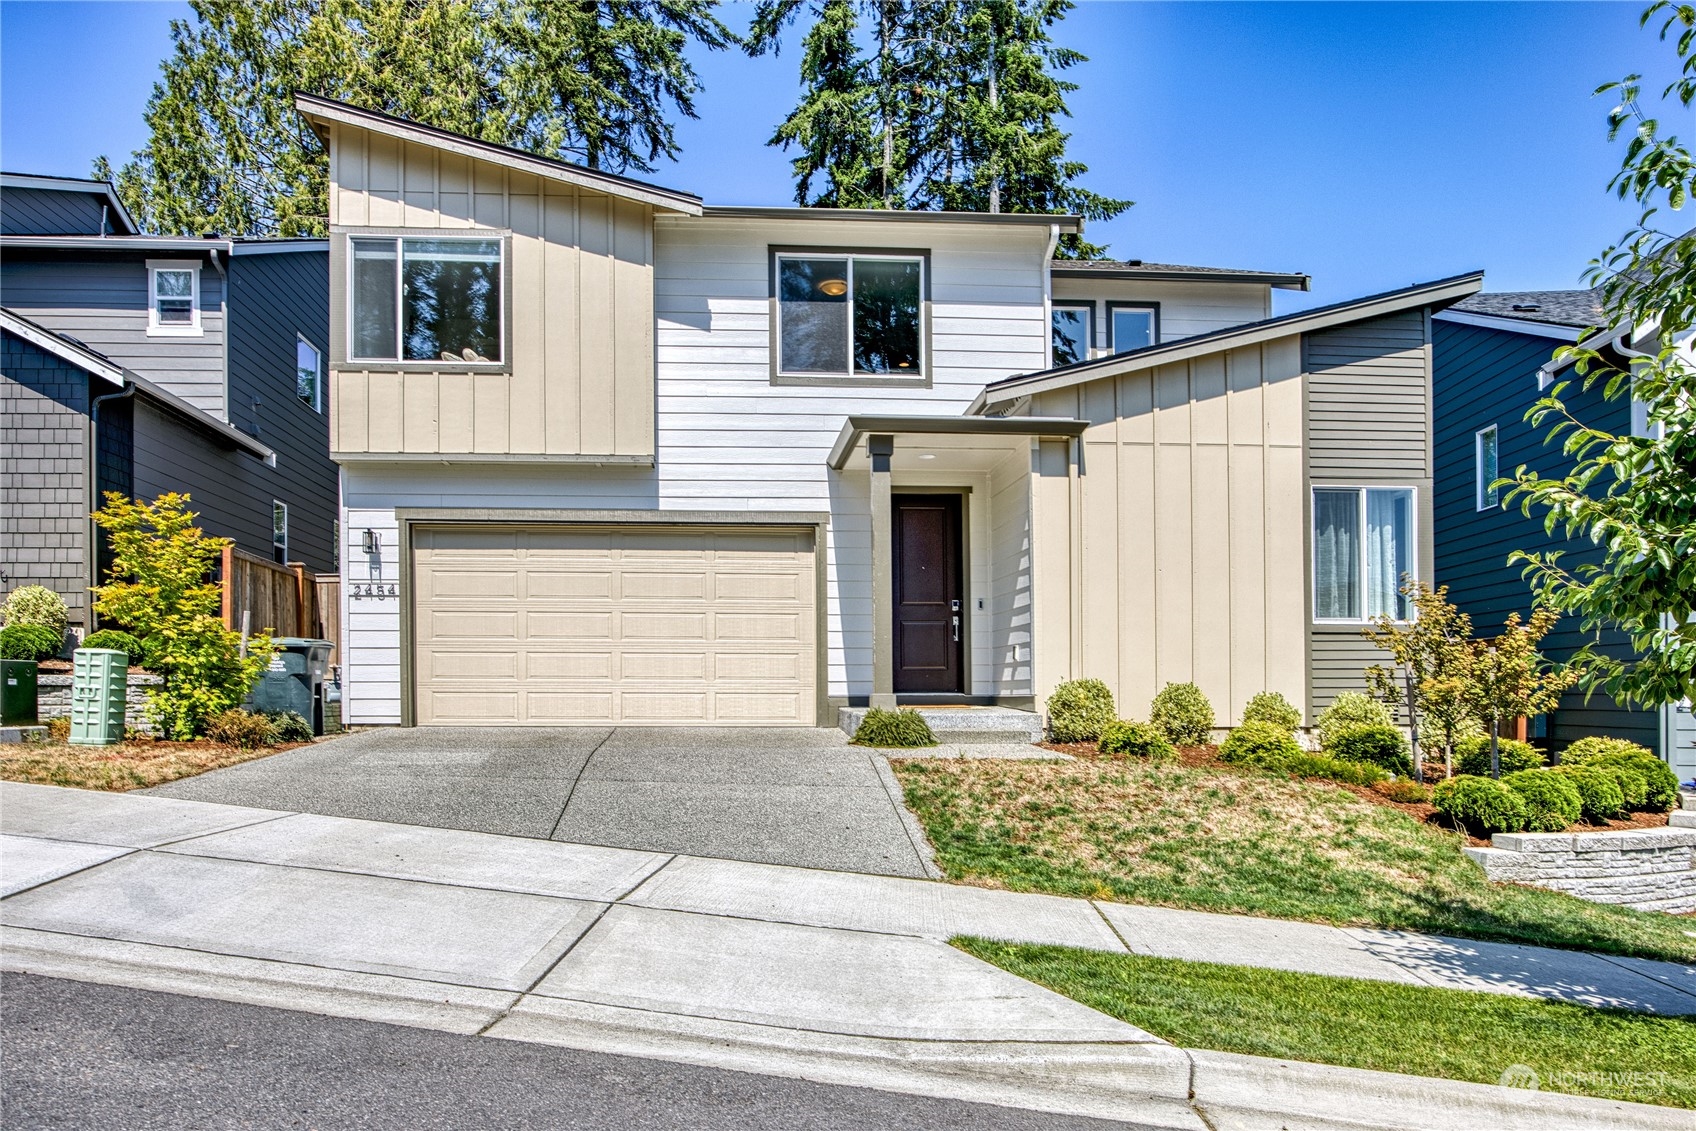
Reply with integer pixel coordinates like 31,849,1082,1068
1431,318,1656,754
1,329,91,629
1304,309,1436,719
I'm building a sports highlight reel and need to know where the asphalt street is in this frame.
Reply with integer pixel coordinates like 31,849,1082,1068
0,973,1150,1130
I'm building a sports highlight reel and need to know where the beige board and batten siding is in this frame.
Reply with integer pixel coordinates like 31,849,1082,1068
327,122,655,460
1305,309,1434,718
1029,338,1308,724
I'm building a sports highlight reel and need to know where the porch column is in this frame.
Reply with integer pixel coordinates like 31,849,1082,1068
868,434,897,710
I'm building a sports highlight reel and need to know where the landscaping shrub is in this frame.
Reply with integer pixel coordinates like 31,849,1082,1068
80,629,145,665
1282,752,1388,787
1550,765,1626,823
1315,692,1394,748
0,624,62,662
852,707,937,748
1097,720,1175,762
1239,691,1302,734
1501,769,1583,832
1046,679,1116,743
45,716,71,741
265,710,314,744
1564,740,1678,812
1219,720,1304,768
1150,682,1215,746
1325,724,1413,777
1454,735,1543,778
3,584,68,636
1374,778,1430,804
1432,775,1529,835
204,709,278,750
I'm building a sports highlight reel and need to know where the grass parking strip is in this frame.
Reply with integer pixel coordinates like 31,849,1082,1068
955,937,1696,1109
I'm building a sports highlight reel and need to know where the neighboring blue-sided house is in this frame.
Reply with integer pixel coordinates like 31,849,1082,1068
1432,289,1694,779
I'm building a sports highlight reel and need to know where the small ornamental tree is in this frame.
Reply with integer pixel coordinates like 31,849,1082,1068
1363,579,1478,779
90,492,274,739
1460,609,1580,779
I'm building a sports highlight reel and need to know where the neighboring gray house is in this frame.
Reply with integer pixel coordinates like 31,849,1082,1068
0,172,337,640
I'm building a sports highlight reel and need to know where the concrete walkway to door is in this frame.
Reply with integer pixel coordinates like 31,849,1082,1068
147,728,939,878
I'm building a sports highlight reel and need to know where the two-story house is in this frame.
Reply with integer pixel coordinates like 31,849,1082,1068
0,171,339,641
1432,291,1695,779
299,95,1482,733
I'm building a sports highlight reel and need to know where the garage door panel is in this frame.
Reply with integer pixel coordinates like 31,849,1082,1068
415,524,816,725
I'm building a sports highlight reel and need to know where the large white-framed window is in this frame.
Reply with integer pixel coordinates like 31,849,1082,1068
146,260,201,336
348,235,505,364
1475,424,1499,510
296,336,324,412
773,251,926,380
272,500,289,565
1312,486,1417,623
1051,302,1094,367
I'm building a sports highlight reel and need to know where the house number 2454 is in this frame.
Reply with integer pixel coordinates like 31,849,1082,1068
350,582,399,600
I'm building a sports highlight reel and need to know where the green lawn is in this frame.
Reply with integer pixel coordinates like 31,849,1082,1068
957,938,1696,1109
893,757,1696,964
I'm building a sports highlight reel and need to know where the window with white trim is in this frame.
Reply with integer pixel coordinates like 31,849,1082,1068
775,252,924,378
147,261,201,335
1109,303,1158,353
296,336,323,411
1051,303,1093,367
349,236,503,363
272,501,289,565
1475,424,1499,510
1312,486,1416,622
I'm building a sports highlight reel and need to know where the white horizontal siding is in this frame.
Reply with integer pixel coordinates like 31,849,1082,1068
1050,278,1272,350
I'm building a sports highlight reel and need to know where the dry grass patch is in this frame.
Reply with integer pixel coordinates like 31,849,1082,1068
893,756,1696,964
0,737,295,791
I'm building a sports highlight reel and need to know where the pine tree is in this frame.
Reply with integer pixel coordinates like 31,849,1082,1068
103,0,732,237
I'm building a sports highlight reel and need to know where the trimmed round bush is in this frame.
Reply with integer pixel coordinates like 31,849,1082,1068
1562,736,1649,764
1219,720,1303,768
1045,679,1116,743
80,629,144,665
851,707,937,748
0,624,62,662
1098,720,1175,762
1150,682,1215,746
1549,764,1626,822
1315,692,1394,748
265,710,314,744
1501,769,1582,832
1375,778,1430,804
1455,735,1543,777
1433,775,1529,835
3,584,67,636
1564,740,1678,812
204,709,278,750
1240,691,1302,734
1325,724,1412,777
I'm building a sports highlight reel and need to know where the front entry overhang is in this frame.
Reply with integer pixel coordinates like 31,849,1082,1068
827,414,1087,709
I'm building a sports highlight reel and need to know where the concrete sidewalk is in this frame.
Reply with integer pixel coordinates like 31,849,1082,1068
1,782,1688,1131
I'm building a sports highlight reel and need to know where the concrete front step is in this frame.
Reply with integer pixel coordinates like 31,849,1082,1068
1671,810,1696,829
838,705,1044,745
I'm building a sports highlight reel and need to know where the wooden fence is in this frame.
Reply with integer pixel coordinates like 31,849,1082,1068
314,576,341,667
218,547,325,642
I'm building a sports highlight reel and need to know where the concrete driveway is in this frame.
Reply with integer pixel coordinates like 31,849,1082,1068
147,728,935,878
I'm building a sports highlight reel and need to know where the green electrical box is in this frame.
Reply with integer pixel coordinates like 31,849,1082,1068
1,660,38,727
69,648,128,746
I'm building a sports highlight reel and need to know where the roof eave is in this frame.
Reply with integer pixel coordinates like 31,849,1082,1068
0,172,140,235
0,307,126,386
826,414,1089,470
701,205,1084,234
1050,266,1312,291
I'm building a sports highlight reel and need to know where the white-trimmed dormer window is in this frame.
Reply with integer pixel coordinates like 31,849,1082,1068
147,260,201,335
1475,424,1500,510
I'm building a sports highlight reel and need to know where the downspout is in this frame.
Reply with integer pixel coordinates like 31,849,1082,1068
88,382,137,630
1042,223,1061,370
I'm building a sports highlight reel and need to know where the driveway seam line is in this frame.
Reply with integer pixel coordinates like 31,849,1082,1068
868,753,943,880
548,728,616,842
477,901,615,1036
612,855,678,903
0,848,143,901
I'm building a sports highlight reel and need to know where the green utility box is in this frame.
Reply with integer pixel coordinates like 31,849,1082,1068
1,660,39,727
246,638,334,735
69,648,128,746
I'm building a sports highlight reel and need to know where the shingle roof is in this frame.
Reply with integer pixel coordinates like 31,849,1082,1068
1449,289,1604,329
1050,258,1310,290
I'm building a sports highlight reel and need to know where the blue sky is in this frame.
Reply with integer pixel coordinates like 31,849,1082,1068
1,2,1683,310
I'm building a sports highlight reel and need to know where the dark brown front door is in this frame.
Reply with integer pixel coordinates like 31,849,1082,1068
893,494,963,694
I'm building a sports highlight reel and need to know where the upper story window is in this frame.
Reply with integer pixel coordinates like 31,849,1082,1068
1109,303,1158,353
349,236,503,364
147,260,201,336
296,336,323,412
1475,424,1499,510
1052,303,1093,367
774,251,924,381
1312,486,1416,623
272,500,289,565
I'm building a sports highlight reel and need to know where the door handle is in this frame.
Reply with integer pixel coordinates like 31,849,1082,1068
951,615,960,642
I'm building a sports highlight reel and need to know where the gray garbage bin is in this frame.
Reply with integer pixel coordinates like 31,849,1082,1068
245,637,334,735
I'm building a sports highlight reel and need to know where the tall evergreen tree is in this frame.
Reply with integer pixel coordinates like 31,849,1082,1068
102,0,732,237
